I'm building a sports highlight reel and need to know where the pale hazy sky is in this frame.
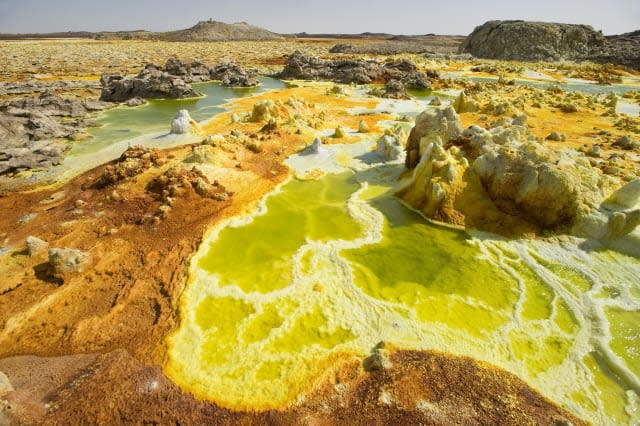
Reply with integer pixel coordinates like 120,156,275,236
0,0,638,35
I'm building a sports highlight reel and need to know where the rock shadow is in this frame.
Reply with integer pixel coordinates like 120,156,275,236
33,262,63,286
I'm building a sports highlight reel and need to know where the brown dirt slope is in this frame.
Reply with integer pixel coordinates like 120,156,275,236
0,349,585,426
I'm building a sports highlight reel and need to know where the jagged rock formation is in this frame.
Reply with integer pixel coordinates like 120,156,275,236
209,63,259,87
405,106,463,169
100,58,259,102
147,166,231,201
99,66,200,102
459,20,640,70
159,20,281,42
397,106,639,242
162,58,212,83
165,58,258,86
0,93,110,175
91,146,163,189
277,52,432,89
376,135,404,161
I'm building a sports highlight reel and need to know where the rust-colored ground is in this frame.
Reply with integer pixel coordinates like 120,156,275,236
0,349,585,425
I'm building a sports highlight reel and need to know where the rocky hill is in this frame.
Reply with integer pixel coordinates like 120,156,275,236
458,20,607,61
459,20,640,69
158,20,282,42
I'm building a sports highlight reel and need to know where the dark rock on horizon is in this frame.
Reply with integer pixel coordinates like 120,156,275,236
459,20,640,70
329,35,464,56
277,51,434,90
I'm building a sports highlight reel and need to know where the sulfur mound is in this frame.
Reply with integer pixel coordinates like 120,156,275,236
171,110,196,134
397,106,637,240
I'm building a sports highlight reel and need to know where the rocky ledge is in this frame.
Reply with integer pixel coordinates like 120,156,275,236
277,51,436,93
100,58,259,102
459,20,640,70
0,93,110,176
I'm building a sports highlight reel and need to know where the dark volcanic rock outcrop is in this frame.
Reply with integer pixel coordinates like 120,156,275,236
278,51,433,89
210,62,259,87
100,58,260,101
0,93,110,175
100,65,200,102
595,30,640,70
162,58,211,83
459,20,640,69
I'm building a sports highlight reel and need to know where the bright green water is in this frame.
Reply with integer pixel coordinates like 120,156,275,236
167,167,640,424
198,174,364,293
70,77,286,157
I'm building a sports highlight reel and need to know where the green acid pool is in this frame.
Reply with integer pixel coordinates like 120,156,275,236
71,77,286,157
166,165,640,424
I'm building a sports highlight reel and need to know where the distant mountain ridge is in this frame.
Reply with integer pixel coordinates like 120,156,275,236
0,21,282,42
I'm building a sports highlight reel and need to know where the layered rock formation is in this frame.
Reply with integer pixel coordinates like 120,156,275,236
398,106,639,244
278,52,433,90
0,79,100,98
0,93,110,175
459,20,640,69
